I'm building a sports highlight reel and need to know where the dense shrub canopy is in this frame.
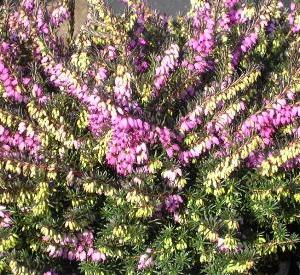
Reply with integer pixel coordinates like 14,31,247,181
1,0,300,274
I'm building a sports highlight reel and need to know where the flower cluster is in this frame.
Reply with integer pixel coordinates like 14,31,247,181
0,206,12,228
184,2,215,74
164,194,183,215
44,231,106,263
113,65,136,111
153,44,180,95
50,6,70,27
288,2,300,33
231,0,279,67
106,116,153,175
0,60,27,103
0,124,40,157
137,248,154,270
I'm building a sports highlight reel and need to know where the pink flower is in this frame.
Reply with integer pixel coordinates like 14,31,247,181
22,77,31,85
91,251,101,262
18,122,27,134
153,44,180,95
137,252,154,270
43,271,58,275
217,238,229,253
79,251,87,261
47,245,56,257
67,250,75,261
165,195,183,214
91,251,106,262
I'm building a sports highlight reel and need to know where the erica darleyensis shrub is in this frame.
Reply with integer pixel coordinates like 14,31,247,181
1,0,300,274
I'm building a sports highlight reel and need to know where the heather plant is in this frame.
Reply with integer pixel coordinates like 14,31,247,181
1,0,300,274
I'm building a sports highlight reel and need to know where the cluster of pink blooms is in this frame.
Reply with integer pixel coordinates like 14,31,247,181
11,0,61,49
162,167,183,189
237,98,300,168
137,248,154,270
7,10,31,41
178,106,203,134
224,0,240,8
238,99,300,145
36,8,51,36
164,194,183,214
50,6,70,27
93,66,108,84
22,0,35,13
156,126,181,158
0,41,18,61
240,32,258,54
114,72,140,112
153,44,180,95
132,52,149,73
124,0,150,73
7,0,48,41
178,76,233,134
31,83,49,104
32,27,118,139
105,111,181,174
88,104,112,137
0,206,12,228
177,74,300,167
44,230,106,263
0,59,27,103
283,155,300,170
106,116,153,175
177,76,236,164
288,2,300,33
219,1,250,32
184,2,215,74
38,50,112,137
106,117,181,174
0,124,40,158
179,135,220,164
231,31,258,67
102,46,117,61
246,150,269,168
205,100,247,156
218,2,241,32
231,1,281,67
207,101,246,134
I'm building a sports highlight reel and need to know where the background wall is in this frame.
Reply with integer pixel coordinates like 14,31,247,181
55,0,292,37
106,0,292,15
49,0,190,38
107,0,190,14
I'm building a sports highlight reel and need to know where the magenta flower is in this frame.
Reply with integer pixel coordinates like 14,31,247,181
22,0,35,13
91,251,106,262
153,44,180,96
165,194,183,214
50,6,70,27
43,271,58,275
288,2,300,33
0,206,12,228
